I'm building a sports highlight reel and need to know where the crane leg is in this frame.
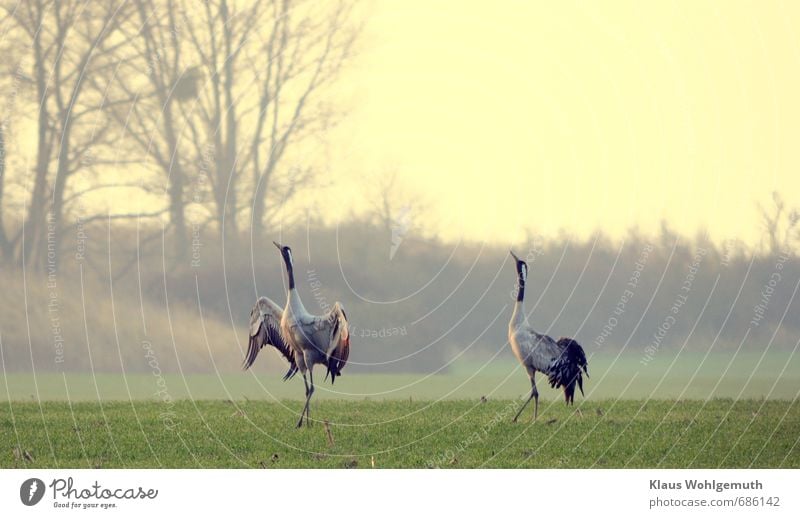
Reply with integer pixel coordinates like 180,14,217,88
305,368,315,427
513,374,539,423
297,369,315,428
297,373,310,428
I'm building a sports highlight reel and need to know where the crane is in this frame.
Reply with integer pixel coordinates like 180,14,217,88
508,250,588,422
243,242,350,428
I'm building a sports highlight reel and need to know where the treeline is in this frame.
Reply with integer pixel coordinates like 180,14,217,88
3,215,796,374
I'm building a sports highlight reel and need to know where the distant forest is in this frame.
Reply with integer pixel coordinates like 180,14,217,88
2,211,798,374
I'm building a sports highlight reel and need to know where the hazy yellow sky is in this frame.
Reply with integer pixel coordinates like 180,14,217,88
43,1,800,247
306,0,800,246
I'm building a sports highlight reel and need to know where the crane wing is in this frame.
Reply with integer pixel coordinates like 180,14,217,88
517,329,562,373
243,296,297,380
324,302,350,384
516,329,589,404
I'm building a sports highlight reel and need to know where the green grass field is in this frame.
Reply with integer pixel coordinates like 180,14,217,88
2,399,799,468
3,352,799,401
2,352,798,468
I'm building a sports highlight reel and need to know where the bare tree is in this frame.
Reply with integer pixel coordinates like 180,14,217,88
367,171,422,234
758,191,799,256
2,0,358,270
179,0,359,243
0,16,31,262
2,0,135,269
179,0,267,243
363,170,431,260
98,0,358,261
2,0,53,268
0,124,12,261
99,0,196,260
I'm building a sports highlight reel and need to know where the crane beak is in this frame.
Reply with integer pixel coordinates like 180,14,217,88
510,250,520,261
273,241,282,250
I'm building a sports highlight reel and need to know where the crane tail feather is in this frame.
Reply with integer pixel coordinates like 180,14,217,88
282,364,298,381
547,338,589,405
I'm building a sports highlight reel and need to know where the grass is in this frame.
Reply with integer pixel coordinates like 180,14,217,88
3,351,799,401
3,351,798,468
1,399,799,468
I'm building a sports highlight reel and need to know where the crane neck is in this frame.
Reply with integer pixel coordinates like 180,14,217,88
281,251,309,316
511,264,527,327
511,296,526,327
287,284,307,315
282,251,295,290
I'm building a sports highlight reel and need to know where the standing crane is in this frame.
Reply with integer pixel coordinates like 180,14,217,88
508,250,588,422
243,242,350,428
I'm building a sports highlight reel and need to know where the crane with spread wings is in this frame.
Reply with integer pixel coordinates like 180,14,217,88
243,242,350,428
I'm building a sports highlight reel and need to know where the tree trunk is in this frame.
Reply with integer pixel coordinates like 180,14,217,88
221,0,238,245
168,168,187,259
0,125,12,261
251,162,272,241
49,113,74,273
22,32,51,269
162,104,187,260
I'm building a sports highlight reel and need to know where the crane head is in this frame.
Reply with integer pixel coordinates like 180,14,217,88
273,241,293,266
510,250,527,283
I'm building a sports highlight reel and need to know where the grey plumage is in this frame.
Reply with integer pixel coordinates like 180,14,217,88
508,250,588,422
243,242,350,428
244,296,298,381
